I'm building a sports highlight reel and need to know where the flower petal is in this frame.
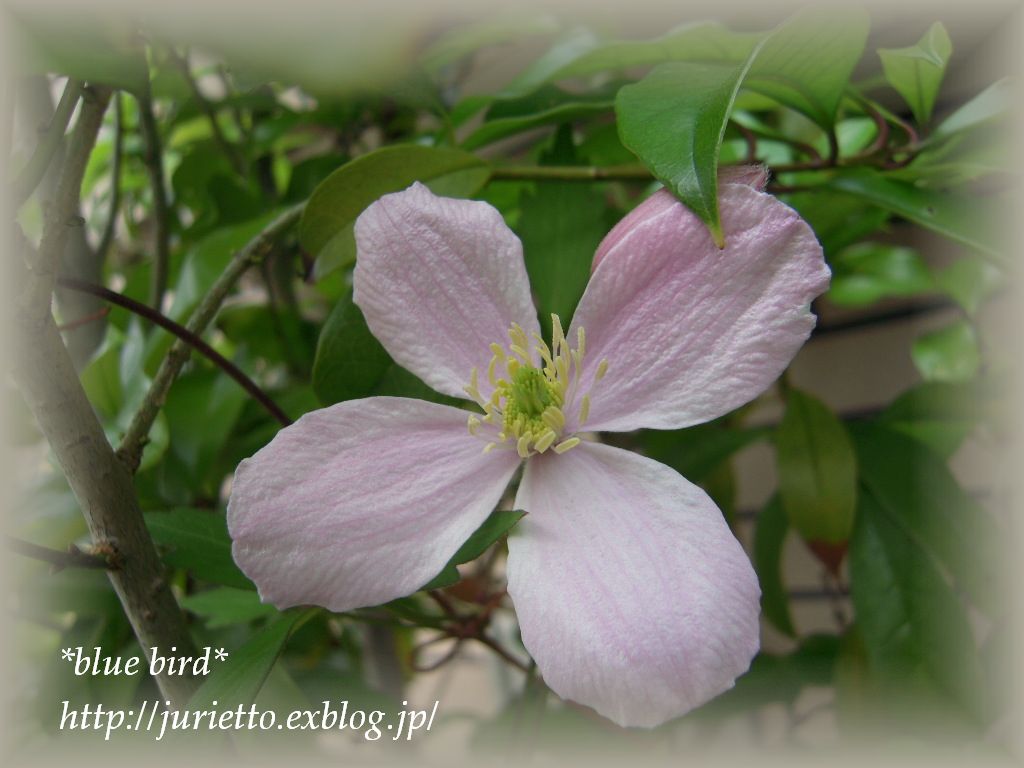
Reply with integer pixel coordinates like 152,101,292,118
227,397,520,612
354,183,540,400
508,442,760,728
570,184,830,432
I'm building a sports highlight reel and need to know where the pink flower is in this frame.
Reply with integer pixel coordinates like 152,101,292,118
227,175,829,728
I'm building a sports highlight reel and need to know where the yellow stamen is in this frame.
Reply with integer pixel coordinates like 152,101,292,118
553,437,581,454
596,359,609,381
534,430,557,453
578,395,590,426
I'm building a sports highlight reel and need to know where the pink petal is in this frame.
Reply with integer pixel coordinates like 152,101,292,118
227,397,520,612
354,183,540,400
592,166,768,273
508,443,760,728
569,183,829,433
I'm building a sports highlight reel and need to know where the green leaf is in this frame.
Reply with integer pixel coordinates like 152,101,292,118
181,588,277,629
784,190,891,257
849,480,984,720
933,258,1001,316
827,169,1001,261
744,7,870,129
616,50,761,245
422,509,527,590
189,609,316,709
775,387,857,544
828,242,935,306
498,22,759,99
299,145,491,280
878,23,953,125
462,87,615,151
753,495,796,637
849,422,1000,617
932,78,1011,142
312,289,392,406
145,509,254,590
877,382,977,458
911,320,980,383
516,126,607,335
639,420,769,482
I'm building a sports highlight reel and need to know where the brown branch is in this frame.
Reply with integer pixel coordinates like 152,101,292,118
6,536,116,571
11,78,83,208
12,84,200,707
57,305,110,331
136,90,172,311
57,277,292,427
116,203,304,474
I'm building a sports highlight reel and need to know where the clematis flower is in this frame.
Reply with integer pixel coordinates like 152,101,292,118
227,172,829,728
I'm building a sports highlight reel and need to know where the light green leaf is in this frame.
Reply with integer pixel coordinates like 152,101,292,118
877,382,977,458
299,145,491,280
498,22,759,99
181,588,277,629
616,52,761,245
189,609,316,709
744,7,870,129
932,78,1011,142
776,387,857,544
828,242,935,306
827,169,1001,261
753,495,796,637
878,22,953,125
911,320,980,383
933,258,1001,315
422,509,527,590
145,508,254,590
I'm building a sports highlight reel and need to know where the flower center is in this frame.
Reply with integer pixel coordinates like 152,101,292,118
463,314,608,458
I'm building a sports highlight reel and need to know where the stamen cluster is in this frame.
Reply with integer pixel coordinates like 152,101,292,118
464,315,607,458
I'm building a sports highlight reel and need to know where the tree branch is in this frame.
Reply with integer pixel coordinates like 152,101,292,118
58,276,292,427
12,84,200,706
116,203,304,473
136,90,172,311
6,536,116,571
11,78,83,208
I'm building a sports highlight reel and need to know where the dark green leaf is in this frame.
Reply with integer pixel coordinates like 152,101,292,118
181,588,277,629
312,289,392,406
463,88,615,151
784,189,890,258
639,420,769,482
776,387,857,543
616,52,761,244
753,495,796,637
189,609,316,709
849,482,984,721
517,126,607,336
745,7,870,129
828,242,935,306
827,169,1001,261
299,145,491,280
878,23,953,125
849,422,1001,616
911,320,980,383
145,508,254,590
422,509,527,590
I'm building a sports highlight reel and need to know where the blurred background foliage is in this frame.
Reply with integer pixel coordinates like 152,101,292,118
6,2,1017,758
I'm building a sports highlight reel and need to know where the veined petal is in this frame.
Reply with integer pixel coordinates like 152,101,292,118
591,166,768,274
508,443,760,728
354,183,540,401
569,184,829,433
227,397,520,612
